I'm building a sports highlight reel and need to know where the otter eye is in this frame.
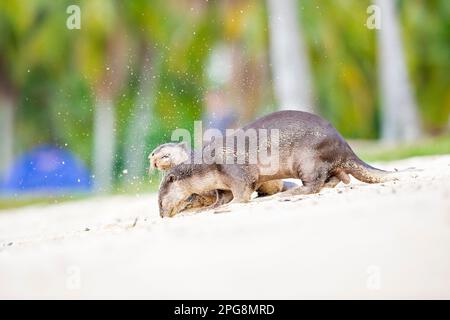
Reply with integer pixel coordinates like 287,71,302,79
161,155,169,159
167,174,175,183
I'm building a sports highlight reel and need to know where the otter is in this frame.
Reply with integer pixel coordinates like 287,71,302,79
158,110,392,217
149,141,298,209
149,142,191,172
149,142,235,209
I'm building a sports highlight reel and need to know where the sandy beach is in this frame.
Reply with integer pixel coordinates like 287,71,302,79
0,155,449,299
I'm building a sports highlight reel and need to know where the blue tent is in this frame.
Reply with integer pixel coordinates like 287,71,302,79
1,145,92,195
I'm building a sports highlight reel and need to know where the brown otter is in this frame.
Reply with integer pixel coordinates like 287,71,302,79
149,142,191,172
149,142,235,209
149,142,298,209
158,110,392,217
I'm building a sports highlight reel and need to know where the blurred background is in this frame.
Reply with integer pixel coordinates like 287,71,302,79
0,0,449,206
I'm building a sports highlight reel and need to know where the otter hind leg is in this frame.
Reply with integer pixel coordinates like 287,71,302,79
277,181,325,197
278,167,328,198
323,176,340,188
323,171,351,188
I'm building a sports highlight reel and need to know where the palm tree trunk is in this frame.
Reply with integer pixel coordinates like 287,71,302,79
266,0,315,112
376,0,421,142
0,96,14,176
93,99,115,192
124,51,156,183
91,26,127,192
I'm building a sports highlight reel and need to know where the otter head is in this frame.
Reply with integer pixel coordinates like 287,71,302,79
158,164,195,218
149,142,190,172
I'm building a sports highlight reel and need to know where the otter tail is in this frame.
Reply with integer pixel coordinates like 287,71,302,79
343,156,395,184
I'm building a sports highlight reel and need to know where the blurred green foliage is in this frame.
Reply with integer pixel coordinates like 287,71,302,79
356,134,450,162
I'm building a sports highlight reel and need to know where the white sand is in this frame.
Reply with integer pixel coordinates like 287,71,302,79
0,155,449,299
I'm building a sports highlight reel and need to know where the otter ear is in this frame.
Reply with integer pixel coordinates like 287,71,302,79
167,174,176,183
178,141,189,151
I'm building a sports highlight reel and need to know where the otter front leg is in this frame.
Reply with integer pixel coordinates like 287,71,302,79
193,190,234,213
204,190,234,209
218,164,257,204
216,190,234,205
184,191,217,209
229,183,254,203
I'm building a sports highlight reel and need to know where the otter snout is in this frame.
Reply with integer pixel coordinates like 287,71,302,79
149,154,173,171
159,207,172,218
159,192,183,218
159,200,188,218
